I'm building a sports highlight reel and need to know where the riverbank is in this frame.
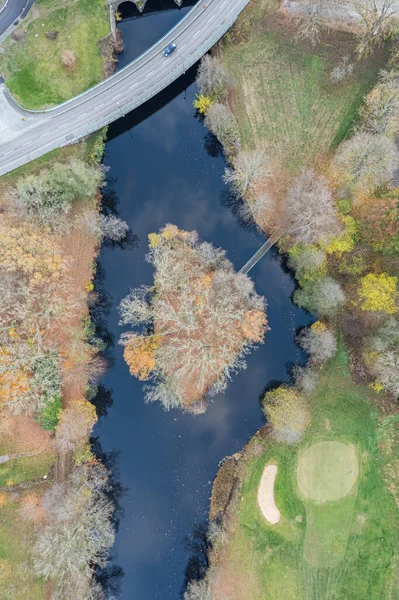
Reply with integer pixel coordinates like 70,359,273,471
206,344,399,599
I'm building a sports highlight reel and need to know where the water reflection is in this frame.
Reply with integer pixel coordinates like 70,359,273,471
94,6,314,599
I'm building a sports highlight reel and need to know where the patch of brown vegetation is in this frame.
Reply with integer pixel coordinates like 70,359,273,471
99,31,123,79
0,416,51,454
61,49,76,70
210,457,239,520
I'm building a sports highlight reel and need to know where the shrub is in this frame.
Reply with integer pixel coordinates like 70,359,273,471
38,393,62,431
297,322,337,364
287,244,326,287
204,103,241,154
294,276,346,316
14,159,103,226
358,273,398,314
193,94,213,115
334,132,399,196
262,385,310,444
330,55,354,83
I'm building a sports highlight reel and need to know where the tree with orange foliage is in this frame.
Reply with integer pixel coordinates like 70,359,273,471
123,334,161,380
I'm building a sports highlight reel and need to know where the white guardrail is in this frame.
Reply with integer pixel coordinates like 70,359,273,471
0,0,250,172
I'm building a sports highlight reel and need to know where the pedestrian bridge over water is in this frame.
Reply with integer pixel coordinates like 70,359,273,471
0,0,249,176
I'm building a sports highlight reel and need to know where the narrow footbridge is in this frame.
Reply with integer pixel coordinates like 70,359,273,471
239,227,284,275
0,0,250,176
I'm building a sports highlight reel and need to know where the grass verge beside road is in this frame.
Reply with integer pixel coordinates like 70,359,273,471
212,344,399,600
0,0,109,108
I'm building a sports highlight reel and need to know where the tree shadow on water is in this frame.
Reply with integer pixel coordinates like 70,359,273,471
181,521,211,596
91,438,128,598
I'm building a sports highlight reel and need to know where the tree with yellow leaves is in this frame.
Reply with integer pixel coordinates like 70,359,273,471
56,399,97,453
358,273,398,314
262,385,310,444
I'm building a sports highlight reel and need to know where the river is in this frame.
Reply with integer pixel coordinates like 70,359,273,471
94,2,312,598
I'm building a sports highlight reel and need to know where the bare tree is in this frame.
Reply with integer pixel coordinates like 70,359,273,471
335,132,399,194
204,103,241,155
330,55,354,83
360,70,399,136
295,0,327,45
372,348,399,397
99,214,129,242
297,325,337,364
196,54,234,97
184,579,213,600
33,464,115,600
223,150,270,199
285,170,342,244
293,365,319,394
352,0,399,55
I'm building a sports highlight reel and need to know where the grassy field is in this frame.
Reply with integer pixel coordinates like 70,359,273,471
221,1,388,171
213,344,399,600
0,0,109,108
0,496,47,599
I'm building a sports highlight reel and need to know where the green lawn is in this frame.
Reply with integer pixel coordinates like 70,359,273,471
0,498,47,598
0,449,54,488
0,0,109,108
218,344,399,600
221,4,388,171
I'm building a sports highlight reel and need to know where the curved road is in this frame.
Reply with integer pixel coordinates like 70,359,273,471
0,0,34,36
0,0,249,176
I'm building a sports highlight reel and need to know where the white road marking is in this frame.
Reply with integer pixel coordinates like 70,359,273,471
221,0,227,6
58,123,68,129
22,141,32,147
112,94,122,100
129,83,138,89
96,104,104,109
193,30,201,38
40,132,50,138
207,17,213,23
145,71,155,78
179,43,186,49
3,150,13,156
76,113,87,119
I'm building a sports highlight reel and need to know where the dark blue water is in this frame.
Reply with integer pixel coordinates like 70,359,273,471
94,4,313,599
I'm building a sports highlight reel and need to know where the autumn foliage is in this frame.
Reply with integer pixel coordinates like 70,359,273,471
119,224,268,411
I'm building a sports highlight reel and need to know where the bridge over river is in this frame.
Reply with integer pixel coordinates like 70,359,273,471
0,0,249,176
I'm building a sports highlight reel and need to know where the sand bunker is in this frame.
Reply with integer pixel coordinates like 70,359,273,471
257,464,281,525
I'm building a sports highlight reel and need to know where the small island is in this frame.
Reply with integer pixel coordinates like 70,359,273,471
119,224,268,412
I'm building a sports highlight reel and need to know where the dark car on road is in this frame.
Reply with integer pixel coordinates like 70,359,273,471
163,43,177,57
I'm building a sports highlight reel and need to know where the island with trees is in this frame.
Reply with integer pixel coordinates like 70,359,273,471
119,224,268,412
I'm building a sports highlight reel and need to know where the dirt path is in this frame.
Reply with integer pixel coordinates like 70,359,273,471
257,463,281,525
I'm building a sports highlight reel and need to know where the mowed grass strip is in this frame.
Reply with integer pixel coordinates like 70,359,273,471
222,14,387,170
297,441,358,502
0,0,109,108
213,344,399,600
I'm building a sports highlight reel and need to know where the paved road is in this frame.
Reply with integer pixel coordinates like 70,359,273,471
0,0,250,176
